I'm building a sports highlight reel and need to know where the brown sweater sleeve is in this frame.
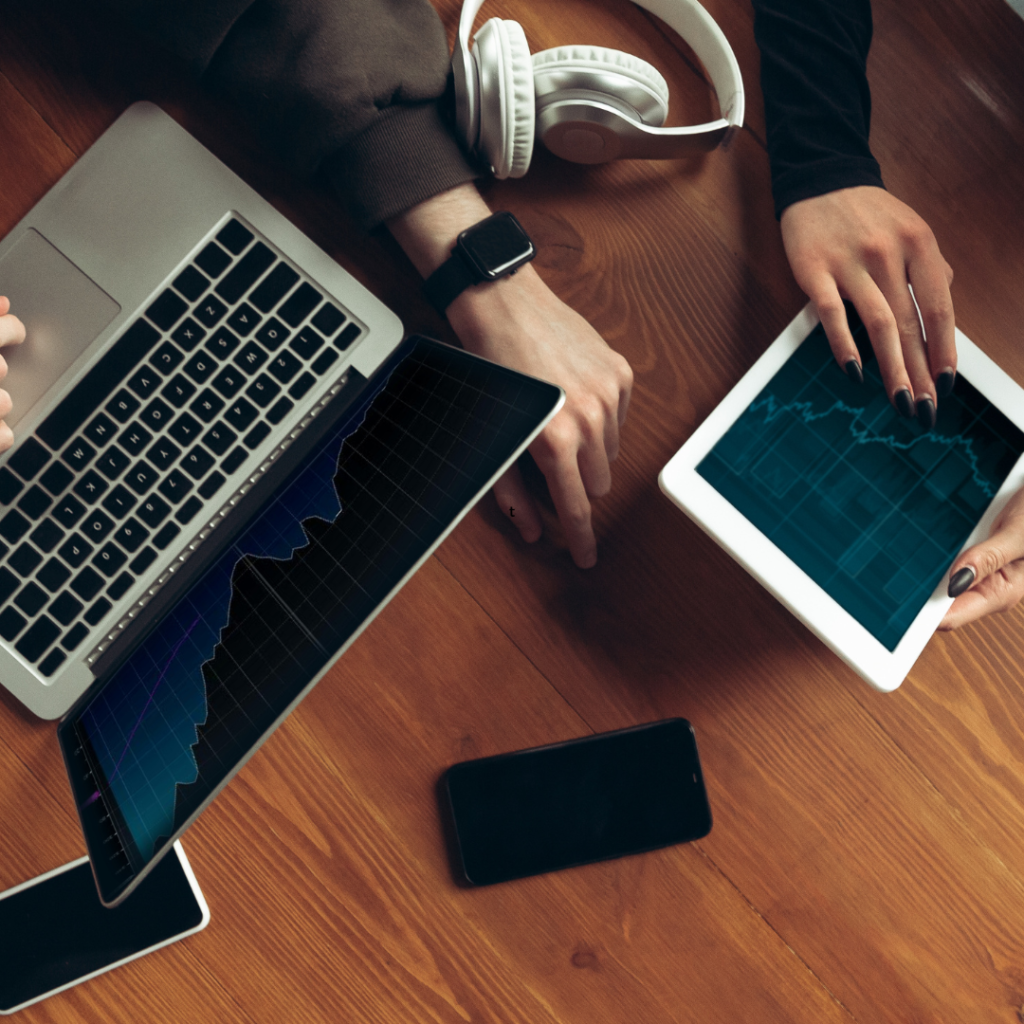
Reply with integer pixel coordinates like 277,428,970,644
103,0,480,228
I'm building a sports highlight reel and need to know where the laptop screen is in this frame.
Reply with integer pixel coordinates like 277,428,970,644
58,337,562,904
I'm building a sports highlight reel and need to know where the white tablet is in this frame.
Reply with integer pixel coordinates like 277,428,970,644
659,304,1024,691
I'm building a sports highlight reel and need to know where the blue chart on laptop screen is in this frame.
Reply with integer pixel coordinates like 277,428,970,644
70,339,559,882
696,322,1024,651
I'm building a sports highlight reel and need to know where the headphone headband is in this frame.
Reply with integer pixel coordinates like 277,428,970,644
454,0,745,159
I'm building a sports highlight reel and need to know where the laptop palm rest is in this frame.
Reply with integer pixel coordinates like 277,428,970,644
0,229,120,429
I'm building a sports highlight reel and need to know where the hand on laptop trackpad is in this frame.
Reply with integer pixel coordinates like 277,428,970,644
0,228,120,430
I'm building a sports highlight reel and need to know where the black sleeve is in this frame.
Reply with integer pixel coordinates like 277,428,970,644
101,0,479,229
751,0,884,218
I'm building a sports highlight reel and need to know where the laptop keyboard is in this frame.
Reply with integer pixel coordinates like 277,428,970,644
0,217,363,678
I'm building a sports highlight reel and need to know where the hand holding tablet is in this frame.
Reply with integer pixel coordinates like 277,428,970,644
660,303,1024,691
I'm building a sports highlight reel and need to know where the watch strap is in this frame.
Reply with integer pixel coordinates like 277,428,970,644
424,250,479,315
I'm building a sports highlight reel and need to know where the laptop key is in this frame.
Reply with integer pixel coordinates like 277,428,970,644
0,567,17,603
181,446,215,480
60,622,89,651
190,389,225,423
222,447,248,474
118,424,153,457
81,509,115,543
9,543,42,576
168,412,202,446
85,599,112,626
127,366,162,402
203,423,237,456
175,496,203,524
93,544,127,577
267,398,294,425
243,421,271,449
212,366,246,398
268,351,301,384
198,472,225,499
106,389,141,424
14,583,48,617
71,567,104,602
1,509,32,542
145,289,188,332
246,374,280,408
15,616,61,662
37,559,71,593
254,317,290,351
113,518,148,553
250,264,299,314
225,398,259,432
173,265,209,302
162,374,198,408
61,438,97,472
184,353,217,386
137,495,171,528
29,520,64,553
146,438,182,473
95,447,130,480
335,322,362,350
39,649,66,677
194,241,231,278
58,535,93,568
39,462,75,497
216,219,254,255
311,302,345,336
227,302,261,336
0,607,27,641
215,242,275,304
152,522,181,549
50,592,83,626
172,318,207,352
129,547,157,575
278,282,322,327
194,295,228,328
73,470,108,505
289,372,316,400
17,486,52,519
53,496,87,529
107,572,134,601
152,341,185,374
158,470,192,504
205,326,241,360
0,469,23,503
311,349,338,375
290,327,324,360
141,397,176,432
101,484,137,518
7,438,50,481
234,342,268,375
82,413,118,449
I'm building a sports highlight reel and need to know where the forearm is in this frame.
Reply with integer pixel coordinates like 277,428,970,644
752,0,883,218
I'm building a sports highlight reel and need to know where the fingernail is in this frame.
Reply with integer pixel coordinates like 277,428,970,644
936,370,956,398
947,566,975,598
895,388,915,418
845,360,864,385
916,396,936,431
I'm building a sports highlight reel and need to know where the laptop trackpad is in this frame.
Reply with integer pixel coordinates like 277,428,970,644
0,229,120,430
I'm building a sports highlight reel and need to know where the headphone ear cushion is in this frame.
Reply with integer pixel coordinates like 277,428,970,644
473,18,536,179
532,45,670,126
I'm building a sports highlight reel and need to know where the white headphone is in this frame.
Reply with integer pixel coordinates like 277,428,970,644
452,0,745,179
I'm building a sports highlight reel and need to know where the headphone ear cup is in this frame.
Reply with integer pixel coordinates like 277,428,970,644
472,18,536,179
532,45,670,125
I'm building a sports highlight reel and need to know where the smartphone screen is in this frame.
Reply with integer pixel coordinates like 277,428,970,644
444,718,712,885
0,843,208,1014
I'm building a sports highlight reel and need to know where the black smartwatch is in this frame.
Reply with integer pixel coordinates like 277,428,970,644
424,211,536,315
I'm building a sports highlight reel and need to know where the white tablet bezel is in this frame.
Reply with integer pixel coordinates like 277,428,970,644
659,303,1024,691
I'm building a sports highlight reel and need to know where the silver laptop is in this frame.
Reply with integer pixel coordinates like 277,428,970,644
0,102,403,718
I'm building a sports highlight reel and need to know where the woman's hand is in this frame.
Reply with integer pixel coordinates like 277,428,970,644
0,296,25,452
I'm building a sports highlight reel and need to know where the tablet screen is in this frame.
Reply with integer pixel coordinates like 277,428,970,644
696,320,1024,650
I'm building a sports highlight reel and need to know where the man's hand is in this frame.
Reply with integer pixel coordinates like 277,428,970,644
387,185,632,568
939,485,1024,630
0,296,24,452
781,186,956,429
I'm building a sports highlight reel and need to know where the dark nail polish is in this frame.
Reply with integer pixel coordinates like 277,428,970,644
937,371,956,398
845,360,864,385
916,396,936,431
895,388,915,418
947,566,975,598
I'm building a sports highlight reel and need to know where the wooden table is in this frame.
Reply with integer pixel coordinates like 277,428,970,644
3,1,1024,1020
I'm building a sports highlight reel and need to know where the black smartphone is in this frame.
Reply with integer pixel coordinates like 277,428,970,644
0,842,209,1015
443,718,712,886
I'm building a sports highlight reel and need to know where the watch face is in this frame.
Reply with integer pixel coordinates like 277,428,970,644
458,212,535,280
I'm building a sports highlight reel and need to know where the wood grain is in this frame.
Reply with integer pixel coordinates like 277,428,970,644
2,0,1024,1021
